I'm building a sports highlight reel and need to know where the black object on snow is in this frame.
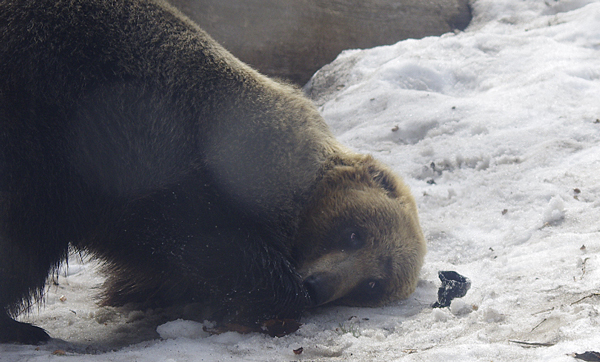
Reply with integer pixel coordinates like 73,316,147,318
574,351,600,362
432,271,471,308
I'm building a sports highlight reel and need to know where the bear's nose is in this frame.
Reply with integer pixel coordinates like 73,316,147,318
303,273,336,307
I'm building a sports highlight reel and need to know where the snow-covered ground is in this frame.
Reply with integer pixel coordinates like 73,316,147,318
3,0,600,361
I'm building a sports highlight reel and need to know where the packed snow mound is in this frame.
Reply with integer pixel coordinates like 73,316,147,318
4,0,600,361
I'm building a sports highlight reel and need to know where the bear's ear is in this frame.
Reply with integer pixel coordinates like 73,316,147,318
366,161,399,199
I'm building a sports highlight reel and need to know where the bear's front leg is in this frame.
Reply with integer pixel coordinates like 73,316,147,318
0,313,50,344
91,183,309,335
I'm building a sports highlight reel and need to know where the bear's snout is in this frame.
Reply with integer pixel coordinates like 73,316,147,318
303,273,337,307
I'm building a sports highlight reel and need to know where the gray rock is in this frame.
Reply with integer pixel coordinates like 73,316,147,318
168,0,472,85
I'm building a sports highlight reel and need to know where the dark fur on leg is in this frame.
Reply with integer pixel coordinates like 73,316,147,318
87,181,309,327
0,313,50,345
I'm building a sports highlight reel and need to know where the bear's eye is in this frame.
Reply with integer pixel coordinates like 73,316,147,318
341,228,364,250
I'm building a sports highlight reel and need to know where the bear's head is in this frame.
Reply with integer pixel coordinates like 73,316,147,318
294,154,426,307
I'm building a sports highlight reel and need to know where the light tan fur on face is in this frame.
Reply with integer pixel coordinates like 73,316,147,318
295,153,426,307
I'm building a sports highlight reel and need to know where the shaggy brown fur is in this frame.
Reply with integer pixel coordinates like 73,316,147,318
295,155,426,307
0,0,425,344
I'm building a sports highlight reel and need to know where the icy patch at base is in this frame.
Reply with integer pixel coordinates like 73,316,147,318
156,319,211,340
450,299,474,316
542,196,566,225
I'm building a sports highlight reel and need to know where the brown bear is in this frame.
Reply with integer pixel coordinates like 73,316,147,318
0,0,426,344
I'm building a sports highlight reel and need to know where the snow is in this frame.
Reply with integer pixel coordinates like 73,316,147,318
2,0,600,360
